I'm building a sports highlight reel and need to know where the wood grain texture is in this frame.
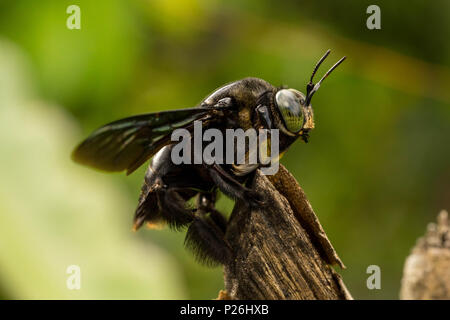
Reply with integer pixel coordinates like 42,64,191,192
222,165,351,300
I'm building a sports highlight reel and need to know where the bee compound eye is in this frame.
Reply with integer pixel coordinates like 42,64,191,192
275,89,304,133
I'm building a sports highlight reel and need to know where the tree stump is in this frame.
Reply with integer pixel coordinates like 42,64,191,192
400,210,450,300
221,165,351,300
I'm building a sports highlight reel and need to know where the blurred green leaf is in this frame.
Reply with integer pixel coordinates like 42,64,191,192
0,39,186,299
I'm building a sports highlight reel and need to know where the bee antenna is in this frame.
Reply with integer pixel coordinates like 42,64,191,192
305,55,346,106
306,49,331,97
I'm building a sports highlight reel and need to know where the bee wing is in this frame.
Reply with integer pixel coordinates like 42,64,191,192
72,107,213,175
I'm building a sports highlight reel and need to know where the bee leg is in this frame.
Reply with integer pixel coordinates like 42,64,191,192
133,177,164,231
207,164,264,207
184,192,232,266
157,187,195,230
134,174,197,230
208,208,228,234
197,191,228,232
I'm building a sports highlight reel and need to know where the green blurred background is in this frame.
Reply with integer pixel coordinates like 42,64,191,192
0,0,449,299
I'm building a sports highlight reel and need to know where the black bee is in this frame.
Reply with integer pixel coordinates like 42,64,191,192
72,50,345,266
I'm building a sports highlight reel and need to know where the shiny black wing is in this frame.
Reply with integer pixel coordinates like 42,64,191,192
72,107,216,175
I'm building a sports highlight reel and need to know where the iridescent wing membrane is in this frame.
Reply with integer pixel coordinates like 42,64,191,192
72,107,216,175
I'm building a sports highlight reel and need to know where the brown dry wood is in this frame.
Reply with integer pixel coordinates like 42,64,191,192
400,210,450,300
221,164,351,300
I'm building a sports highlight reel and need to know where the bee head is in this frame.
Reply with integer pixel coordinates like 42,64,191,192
274,50,346,138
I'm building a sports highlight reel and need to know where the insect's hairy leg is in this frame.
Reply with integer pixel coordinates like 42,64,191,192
184,192,232,266
196,191,228,233
157,188,195,230
207,164,263,207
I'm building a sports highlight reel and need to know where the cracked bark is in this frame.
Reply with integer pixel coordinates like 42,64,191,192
220,164,351,300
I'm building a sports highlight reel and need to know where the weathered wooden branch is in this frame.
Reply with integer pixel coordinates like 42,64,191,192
220,164,351,300
400,210,450,300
